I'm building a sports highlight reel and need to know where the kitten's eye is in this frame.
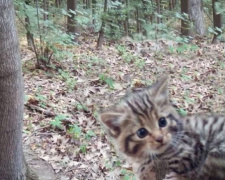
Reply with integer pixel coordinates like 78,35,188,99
158,117,167,127
137,128,148,138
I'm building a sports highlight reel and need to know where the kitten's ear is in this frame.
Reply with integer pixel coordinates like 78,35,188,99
99,110,124,137
150,76,169,102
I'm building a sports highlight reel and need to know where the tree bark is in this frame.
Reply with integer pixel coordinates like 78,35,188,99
212,0,222,44
181,0,190,36
92,0,96,24
156,0,161,23
188,0,205,36
96,0,107,49
0,0,24,179
25,0,33,48
136,7,141,33
124,0,129,36
67,0,78,42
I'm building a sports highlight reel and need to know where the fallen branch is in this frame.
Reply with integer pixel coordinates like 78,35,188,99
25,104,75,123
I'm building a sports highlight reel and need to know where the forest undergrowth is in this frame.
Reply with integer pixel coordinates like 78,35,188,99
21,36,225,180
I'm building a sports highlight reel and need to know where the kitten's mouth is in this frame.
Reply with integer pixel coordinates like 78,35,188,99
156,143,167,150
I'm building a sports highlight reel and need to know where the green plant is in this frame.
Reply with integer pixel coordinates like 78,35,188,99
34,88,47,108
122,53,134,63
99,74,115,89
58,69,76,91
50,114,66,129
134,58,145,69
116,45,127,56
217,87,223,95
120,169,135,180
178,108,187,116
85,130,96,140
76,103,88,112
80,144,87,154
67,124,82,139
218,60,225,69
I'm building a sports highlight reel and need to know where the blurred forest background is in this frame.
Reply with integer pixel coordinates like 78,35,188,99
13,0,225,179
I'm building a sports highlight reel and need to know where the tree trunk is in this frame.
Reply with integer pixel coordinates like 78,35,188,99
25,17,33,48
212,0,222,44
96,0,107,49
188,0,205,36
136,7,141,33
181,0,190,36
55,0,61,7
92,0,96,24
67,0,78,42
124,0,129,36
25,0,33,48
86,0,90,9
169,0,174,10
0,0,24,179
156,0,161,23
83,0,86,9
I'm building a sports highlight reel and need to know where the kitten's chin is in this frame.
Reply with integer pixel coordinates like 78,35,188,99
154,143,170,154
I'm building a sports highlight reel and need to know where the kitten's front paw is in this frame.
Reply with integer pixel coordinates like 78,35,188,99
164,172,186,180
136,165,156,180
138,170,156,180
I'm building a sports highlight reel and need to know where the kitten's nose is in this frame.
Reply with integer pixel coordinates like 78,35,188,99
155,135,163,143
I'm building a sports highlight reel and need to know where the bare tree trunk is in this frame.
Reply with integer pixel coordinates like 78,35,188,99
96,0,107,49
86,0,90,9
25,17,33,48
92,0,96,24
188,0,205,36
156,0,161,23
25,0,33,48
124,0,129,36
181,0,190,36
55,0,60,7
169,0,172,10
136,7,141,33
67,0,78,42
212,0,222,43
83,0,86,9
0,0,24,179
43,0,50,60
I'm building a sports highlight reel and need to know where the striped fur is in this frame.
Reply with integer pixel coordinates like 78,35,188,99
99,77,225,180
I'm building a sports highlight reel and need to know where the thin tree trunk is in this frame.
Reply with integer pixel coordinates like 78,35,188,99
92,0,96,24
124,0,129,36
156,0,161,23
43,0,49,60
136,7,141,33
96,0,107,49
212,0,222,43
83,0,86,9
67,0,78,42
181,0,190,36
169,0,173,10
0,0,24,179
25,17,33,48
188,0,205,36
25,0,33,48
86,0,90,9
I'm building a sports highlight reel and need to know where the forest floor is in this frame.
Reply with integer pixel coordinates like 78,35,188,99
21,35,225,180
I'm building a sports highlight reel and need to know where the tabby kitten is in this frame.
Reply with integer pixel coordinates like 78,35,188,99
99,77,225,180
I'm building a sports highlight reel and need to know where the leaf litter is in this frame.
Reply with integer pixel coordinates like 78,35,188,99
22,37,225,179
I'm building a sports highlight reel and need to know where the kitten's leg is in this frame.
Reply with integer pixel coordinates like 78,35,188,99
133,162,156,180
163,172,187,180
136,170,156,180
197,150,225,180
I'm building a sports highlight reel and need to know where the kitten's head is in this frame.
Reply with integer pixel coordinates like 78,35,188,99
99,76,182,162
